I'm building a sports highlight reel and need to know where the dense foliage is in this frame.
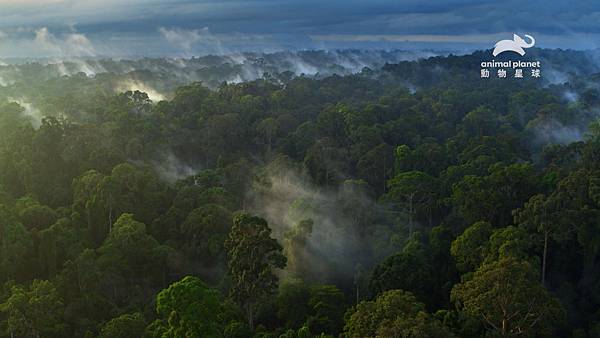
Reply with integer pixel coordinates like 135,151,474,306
1,49,600,337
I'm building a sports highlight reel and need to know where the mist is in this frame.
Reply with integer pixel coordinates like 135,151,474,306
246,161,399,285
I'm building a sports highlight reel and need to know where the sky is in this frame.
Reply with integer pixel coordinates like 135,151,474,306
0,0,599,58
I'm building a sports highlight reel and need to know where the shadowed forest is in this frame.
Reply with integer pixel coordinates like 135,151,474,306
2,49,600,337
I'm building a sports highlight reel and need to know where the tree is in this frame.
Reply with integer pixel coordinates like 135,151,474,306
73,164,170,245
451,163,537,227
15,196,57,231
53,248,110,337
107,163,170,228
150,276,224,338
428,225,458,308
357,143,394,194
451,257,564,337
462,106,500,136
283,219,314,278
37,217,86,278
0,280,65,338
303,138,349,188
394,142,449,176
0,205,33,282
369,236,434,307
344,289,452,338
555,170,600,304
306,285,345,336
96,214,166,305
180,204,232,265
450,221,493,273
72,170,109,245
383,170,440,233
99,312,146,338
277,278,311,329
514,192,571,286
484,226,532,266
27,116,74,207
256,117,278,155
225,213,287,330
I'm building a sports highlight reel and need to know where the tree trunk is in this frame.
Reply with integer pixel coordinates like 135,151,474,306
247,304,255,331
408,193,414,236
428,206,433,227
86,208,91,231
382,154,387,194
542,230,548,285
108,193,113,234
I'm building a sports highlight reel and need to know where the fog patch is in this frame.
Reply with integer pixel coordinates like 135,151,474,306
248,164,398,284
115,80,166,102
151,152,199,183
159,27,225,56
531,119,583,145
563,90,579,103
6,97,43,128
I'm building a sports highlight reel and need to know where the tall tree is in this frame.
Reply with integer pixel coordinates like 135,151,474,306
515,193,569,285
306,284,346,336
344,289,452,338
383,170,440,234
0,205,33,282
149,276,224,338
451,257,564,337
225,213,286,330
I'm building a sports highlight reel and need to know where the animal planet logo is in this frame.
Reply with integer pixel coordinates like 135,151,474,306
492,34,535,56
480,33,541,79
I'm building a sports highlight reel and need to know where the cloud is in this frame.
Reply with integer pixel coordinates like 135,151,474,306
0,0,65,5
311,33,509,43
0,0,65,3
159,26,276,56
311,32,600,50
159,27,217,54
34,27,96,57
0,27,97,58
2,0,600,55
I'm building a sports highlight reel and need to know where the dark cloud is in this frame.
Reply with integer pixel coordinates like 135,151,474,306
0,0,599,57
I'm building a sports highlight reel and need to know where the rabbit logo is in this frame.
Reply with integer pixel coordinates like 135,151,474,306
492,34,535,57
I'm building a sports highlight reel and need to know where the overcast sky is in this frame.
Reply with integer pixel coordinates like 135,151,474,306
0,0,599,57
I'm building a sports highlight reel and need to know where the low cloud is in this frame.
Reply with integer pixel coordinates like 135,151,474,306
0,0,65,5
114,79,167,102
6,97,43,128
0,27,98,58
34,27,96,57
530,119,584,145
311,33,509,43
159,27,223,55
2,0,600,54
